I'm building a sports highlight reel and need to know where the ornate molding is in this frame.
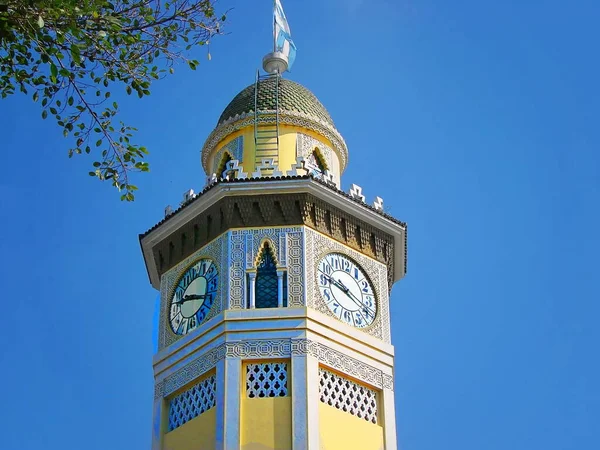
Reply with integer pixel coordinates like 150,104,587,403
155,338,393,399
229,227,304,310
159,235,226,350
305,228,391,343
225,339,291,358
156,343,226,399
201,110,349,172
382,373,394,391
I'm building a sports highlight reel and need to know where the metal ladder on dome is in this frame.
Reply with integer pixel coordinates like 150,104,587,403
253,70,281,175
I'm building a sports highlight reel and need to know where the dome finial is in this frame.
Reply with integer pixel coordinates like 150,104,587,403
262,51,289,74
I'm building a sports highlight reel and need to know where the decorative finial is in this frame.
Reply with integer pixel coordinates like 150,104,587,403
262,52,289,74
349,184,366,202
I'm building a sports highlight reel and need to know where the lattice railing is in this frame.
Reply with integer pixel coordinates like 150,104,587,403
168,374,216,431
319,367,378,424
246,362,288,398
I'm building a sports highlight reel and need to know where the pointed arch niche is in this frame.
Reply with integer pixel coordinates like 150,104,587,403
306,147,328,175
216,152,233,177
246,240,287,309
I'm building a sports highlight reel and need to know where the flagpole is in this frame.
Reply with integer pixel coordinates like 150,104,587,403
272,0,276,53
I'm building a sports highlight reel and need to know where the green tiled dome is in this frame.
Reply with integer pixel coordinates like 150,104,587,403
218,77,334,127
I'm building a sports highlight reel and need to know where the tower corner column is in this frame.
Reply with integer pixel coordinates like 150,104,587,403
292,347,320,450
215,355,242,450
150,395,165,450
382,386,397,449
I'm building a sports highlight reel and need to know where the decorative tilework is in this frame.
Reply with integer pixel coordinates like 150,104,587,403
297,133,333,171
155,338,393,399
314,343,385,389
297,133,337,186
246,362,289,398
286,232,304,307
158,343,227,398
168,374,216,431
159,235,226,349
212,136,243,175
201,111,348,172
305,228,391,343
319,368,378,424
229,227,304,309
226,340,291,358
382,373,394,391
291,338,319,357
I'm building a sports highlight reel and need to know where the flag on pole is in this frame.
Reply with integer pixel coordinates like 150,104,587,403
274,0,297,70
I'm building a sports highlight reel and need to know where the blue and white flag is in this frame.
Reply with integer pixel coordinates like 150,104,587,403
274,0,297,70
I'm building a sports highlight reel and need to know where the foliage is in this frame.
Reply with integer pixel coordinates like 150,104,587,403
0,0,225,200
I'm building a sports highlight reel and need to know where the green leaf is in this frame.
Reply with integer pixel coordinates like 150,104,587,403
96,140,102,147
37,16,44,28
42,110,48,119
71,45,81,64
50,64,58,78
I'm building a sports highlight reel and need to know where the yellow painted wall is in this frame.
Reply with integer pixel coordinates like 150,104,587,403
319,403,385,450
208,125,341,177
241,397,292,450
163,408,216,450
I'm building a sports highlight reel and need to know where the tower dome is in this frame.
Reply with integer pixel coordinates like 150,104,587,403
201,75,348,179
218,77,334,127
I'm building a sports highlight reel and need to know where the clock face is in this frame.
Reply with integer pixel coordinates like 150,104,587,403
317,253,377,328
169,258,218,335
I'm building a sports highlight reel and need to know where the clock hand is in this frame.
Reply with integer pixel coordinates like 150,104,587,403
324,275,349,294
173,294,207,305
334,278,376,318
324,275,375,318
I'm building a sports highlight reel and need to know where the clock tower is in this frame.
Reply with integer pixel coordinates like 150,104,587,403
140,55,407,450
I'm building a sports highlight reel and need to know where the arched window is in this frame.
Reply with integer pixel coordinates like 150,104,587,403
216,152,233,177
247,242,288,309
306,149,327,177
255,243,278,308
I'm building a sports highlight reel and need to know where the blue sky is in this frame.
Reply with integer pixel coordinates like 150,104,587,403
1,0,599,449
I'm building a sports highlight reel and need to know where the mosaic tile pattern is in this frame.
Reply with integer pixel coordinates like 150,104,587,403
211,136,243,175
229,227,304,309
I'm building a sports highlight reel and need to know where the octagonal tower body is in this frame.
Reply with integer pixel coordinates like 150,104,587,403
140,74,407,450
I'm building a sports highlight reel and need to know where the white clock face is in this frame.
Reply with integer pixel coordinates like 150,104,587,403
317,253,377,328
169,258,218,335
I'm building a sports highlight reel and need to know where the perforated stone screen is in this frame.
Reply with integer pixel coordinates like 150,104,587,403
319,367,378,424
246,362,289,398
168,374,216,431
